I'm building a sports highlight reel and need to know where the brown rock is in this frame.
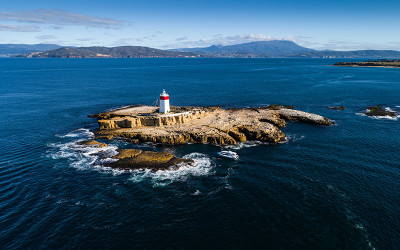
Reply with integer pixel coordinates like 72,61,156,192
365,106,397,116
107,149,194,171
92,105,330,145
79,140,108,148
112,149,142,159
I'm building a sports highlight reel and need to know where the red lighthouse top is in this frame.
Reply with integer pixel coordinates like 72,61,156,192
160,89,169,100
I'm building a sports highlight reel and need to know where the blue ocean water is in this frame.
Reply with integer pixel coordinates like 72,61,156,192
0,58,399,249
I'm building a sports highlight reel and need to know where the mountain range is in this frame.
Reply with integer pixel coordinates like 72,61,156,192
0,44,62,57
174,41,400,58
15,46,197,58
173,41,316,57
7,41,400,58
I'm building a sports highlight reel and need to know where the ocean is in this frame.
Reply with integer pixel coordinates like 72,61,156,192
0,58,399,249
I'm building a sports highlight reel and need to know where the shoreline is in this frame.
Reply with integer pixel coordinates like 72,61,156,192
91,105,331,145
333,65,400,68
333,60,400,68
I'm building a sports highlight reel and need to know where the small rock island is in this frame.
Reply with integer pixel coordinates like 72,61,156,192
365,105,397,117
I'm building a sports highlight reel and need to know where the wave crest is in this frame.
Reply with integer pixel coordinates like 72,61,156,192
129,152,213,186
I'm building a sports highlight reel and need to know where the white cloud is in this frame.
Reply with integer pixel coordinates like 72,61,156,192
176,36,188,41
313,40,394,51
0,9,125,29
111,38,135,46
75,38,96,42
0,24,39,32
164,33,299,48
36,35,57,40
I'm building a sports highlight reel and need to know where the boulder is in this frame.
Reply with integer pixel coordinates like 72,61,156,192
365,106,396,116
79,140,108,148
106,149,194,171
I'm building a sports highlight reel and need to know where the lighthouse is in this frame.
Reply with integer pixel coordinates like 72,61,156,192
159,89,170,113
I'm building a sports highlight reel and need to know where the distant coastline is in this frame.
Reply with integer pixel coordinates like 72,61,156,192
6,41,400,58
333,59,400,68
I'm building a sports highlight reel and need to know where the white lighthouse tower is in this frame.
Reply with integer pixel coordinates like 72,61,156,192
159,89,170,113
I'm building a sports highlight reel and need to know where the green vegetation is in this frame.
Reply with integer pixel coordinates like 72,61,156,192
366,106,396,116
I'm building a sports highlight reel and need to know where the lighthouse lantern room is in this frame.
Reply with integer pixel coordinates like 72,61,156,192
159,89,170,113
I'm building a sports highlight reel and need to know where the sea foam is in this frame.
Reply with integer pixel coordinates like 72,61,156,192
128,152,213,186
49,128,119,171
50,129,214,184
356,107,400,121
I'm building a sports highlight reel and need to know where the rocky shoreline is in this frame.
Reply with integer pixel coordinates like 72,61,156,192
91,105,331,145
333,60,400,68
86,105,331,170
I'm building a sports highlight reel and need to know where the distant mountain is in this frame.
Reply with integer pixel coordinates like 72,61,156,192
0,44,62,56
16,46,200,58
174,40,400,58
13,41,400,59
173,40,316,57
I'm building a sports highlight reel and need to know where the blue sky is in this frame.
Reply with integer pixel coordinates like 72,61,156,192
1,0,400,50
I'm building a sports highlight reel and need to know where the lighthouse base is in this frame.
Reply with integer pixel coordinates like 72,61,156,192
159,99,170,113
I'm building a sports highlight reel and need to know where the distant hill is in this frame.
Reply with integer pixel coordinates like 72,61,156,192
174,40,400,58
16,46,200,58
174,40,316,57
12,41,400,58
0,44,62,56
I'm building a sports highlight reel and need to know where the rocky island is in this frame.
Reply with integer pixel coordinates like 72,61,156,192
107,149,193,171
365,105,398,117
334,59,400,68
91,105,331,145
85,105,331,171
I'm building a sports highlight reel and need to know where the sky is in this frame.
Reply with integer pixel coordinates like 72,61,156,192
1,0,400,50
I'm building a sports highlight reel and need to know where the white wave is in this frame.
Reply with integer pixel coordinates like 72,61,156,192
396,106,400,108
285,134,306,143
385,107,397,112
49,128,119,171
57,128,95,139
192,190,201,195
51,130,214,184
369,115,398,121
356,107,399,121
356,112,399,120
222,141,263,150
352,222,376,250
128,152,213,186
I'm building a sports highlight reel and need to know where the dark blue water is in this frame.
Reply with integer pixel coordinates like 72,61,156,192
1,58,399,249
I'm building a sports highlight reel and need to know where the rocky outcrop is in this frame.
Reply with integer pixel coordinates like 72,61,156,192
106,149,194,171
365,106,397,116
79,140,108,148
334,60,400,68
276,108,331,125
96,109,207,130
91,105,331,145
328,106,346,111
